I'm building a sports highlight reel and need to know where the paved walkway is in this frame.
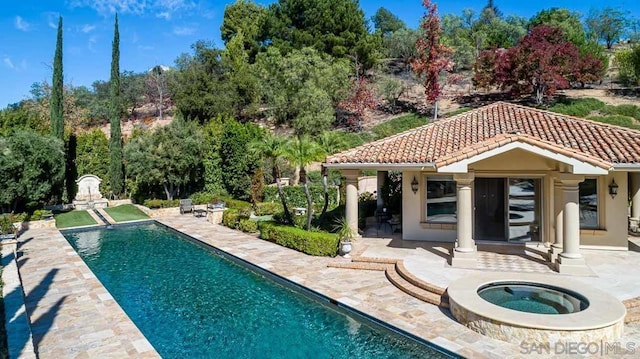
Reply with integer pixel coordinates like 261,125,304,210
7,217,640,358
10,227,158,358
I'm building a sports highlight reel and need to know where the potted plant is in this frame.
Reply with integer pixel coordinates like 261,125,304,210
334,217,355,257
0,215,17,240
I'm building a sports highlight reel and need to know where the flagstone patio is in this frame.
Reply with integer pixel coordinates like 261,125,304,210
4,215,640,358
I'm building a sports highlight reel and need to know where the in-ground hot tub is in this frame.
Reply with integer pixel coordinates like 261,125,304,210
448,273,626,345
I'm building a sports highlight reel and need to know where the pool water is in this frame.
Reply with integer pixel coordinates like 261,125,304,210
63,223,453,358
478,282,589,315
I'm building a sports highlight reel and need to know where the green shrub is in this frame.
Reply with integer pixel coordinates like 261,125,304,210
238,219,259,233
601,104,640,120
254,202,283,216
587,115,637,128
222,209,241,229
223,198,252,211
263,185,339,213
143,199,179,209
0,215,16,234
549,98,605,117
190,192,216,205
31,209,52,221
259,221,339,256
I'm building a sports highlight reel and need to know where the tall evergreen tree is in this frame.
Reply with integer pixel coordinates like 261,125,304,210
51,16,64,139
109,14,124,196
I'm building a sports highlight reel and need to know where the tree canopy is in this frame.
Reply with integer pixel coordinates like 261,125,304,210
0,130,65,211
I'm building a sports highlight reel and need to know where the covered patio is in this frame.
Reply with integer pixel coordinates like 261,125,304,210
326,102,640,275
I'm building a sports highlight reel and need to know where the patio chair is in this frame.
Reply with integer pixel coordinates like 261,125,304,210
179,199,194,214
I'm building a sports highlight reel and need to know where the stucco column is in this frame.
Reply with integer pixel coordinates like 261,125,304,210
557,175,589,275
630,173,640,232
451,173,477,268
549,178,564,263
343,170,361,238
377,171,388,210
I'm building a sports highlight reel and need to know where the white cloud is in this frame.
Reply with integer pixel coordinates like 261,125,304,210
69,0,196,18
172,26,195,36
45,12,60,29
81,24,96,33
3,57,14,69
88,36,98,52
15,16,31,31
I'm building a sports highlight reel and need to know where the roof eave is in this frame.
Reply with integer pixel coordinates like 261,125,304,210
323,162,437,171
612,164,640,172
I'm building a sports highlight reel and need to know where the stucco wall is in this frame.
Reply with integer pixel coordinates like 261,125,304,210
580,172,629,249
399,168,628,248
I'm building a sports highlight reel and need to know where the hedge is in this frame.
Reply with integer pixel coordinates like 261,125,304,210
254,202,283,216
259,221,339,257
143,199,179,209
238,219,259,233
263,185,338,212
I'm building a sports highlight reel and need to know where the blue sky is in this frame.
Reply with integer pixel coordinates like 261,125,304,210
1,0,638,108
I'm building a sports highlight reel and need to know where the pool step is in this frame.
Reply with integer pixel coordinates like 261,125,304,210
385,269,449,308
395,261,446,296
624,306,640,324
623,297,640,309
332,256,449,308
327,261,390,271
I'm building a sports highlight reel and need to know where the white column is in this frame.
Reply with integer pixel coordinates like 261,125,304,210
557,174,589,275
630,173,640,232
376,171,388,210
451,173,477,268
549,178,563,263
343,170,361,238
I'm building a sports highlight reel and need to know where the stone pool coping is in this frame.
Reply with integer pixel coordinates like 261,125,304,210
448,272,627,331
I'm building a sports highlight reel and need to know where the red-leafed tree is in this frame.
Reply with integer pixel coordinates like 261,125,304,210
339,77,379,131
473,25,603,104
411,0,457,120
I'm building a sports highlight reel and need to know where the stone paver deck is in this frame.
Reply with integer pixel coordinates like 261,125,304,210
8,217,640,358
12,227,159,358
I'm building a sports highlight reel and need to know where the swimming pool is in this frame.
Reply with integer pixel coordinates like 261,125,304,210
62,222,454,358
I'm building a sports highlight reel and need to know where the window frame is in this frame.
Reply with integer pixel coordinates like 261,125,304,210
424,176,457,224
579,177,600,230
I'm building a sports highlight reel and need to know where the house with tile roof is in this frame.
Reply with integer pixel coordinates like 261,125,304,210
325,102,640,275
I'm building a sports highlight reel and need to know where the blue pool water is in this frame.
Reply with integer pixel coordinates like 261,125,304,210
62,223,454,358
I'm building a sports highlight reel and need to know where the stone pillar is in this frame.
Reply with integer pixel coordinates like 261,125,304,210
630,173,640,232
376,171,388,210
343,170,361,238
549,178,564,263
452,173,477,268
557,174,589,275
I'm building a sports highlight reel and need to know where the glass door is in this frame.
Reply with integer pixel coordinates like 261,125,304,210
507,178,541,242
474,178,506,241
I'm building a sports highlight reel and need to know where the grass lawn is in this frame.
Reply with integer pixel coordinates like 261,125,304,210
55,211,97,229
104,205,149,222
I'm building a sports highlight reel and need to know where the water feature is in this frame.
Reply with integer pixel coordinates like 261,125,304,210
478,281,589,314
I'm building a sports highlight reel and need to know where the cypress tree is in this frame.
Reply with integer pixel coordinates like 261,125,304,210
109,14,124,196
51,16,64,139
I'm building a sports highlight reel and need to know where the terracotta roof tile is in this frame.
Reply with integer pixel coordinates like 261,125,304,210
326,102,640,168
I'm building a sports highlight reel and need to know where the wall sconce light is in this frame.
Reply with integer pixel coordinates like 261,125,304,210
609,179,619,199
411,176,419,194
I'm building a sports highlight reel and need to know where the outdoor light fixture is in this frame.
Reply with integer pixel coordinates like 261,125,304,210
411,176,419,194
609,179,619,199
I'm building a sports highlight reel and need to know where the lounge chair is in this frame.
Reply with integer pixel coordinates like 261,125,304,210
179,199,194,214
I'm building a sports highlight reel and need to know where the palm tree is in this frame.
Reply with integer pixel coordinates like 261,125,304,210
284,135,324,230
248,133,293,224
317,131,346,219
